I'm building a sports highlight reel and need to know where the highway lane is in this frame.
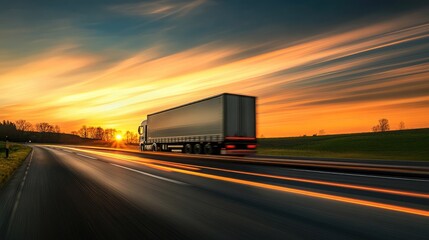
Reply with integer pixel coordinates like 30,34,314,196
0,145,428,239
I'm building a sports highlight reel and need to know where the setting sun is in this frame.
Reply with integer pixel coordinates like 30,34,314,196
115,134,123,141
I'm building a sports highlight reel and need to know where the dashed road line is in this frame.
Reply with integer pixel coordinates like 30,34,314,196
76,153,97,159
110,163,187,185
7,149,34,235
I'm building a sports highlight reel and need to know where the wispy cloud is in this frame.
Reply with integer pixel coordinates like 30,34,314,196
109,0,206,19
1,9,429,136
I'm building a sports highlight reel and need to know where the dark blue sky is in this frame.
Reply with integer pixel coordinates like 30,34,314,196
2,0,428,56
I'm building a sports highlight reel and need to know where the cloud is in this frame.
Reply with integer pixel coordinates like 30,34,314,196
1,10,429,136
109,0,206,19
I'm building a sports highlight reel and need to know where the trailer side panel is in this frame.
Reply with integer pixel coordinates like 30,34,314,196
147,96,223,142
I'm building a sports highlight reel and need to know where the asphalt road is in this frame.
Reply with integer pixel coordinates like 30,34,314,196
0,145,428,239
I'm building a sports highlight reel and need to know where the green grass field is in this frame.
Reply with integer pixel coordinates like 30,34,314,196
257,128,429,161
0,142,32,186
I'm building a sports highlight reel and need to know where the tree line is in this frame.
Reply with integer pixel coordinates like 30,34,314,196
372,118,406,132
71,125,139,144
1,120,76,143
1,120,139,144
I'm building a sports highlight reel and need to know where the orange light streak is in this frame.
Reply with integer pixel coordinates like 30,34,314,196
61,146,427,199
56,146,429,216
62,146,201,171
193,165,429,199
140,163,429,217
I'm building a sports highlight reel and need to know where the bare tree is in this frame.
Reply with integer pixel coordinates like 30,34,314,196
372,118,390,132
79,125,88,138
36,122,54,133
124,131,138,144
399,121,405,130
133,132,139,143
15,119,33,132
95,127,104,140
54,125,61,133
379,118,390,132
103,128,116,141
87,127,97,139
318,129,325,136
125,131,132,144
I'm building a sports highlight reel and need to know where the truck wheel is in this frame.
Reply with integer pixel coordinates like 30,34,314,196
204,143,213,154
140,145,145,151
152,143,157,152
193,144,202,154
184,144,192,154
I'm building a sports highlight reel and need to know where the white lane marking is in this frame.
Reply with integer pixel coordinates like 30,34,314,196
63,149,73,153
56,145,428,182
7,149,34,235
110,163,187,185
76,153,97,159
289,168,429,182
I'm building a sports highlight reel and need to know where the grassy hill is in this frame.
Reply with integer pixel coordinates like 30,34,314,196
0,142,32,186
257,128,429,161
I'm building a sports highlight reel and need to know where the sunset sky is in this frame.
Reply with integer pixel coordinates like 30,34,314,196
1,0,429,137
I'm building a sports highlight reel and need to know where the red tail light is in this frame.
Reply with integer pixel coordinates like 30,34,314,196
226,144,236,149
247,144,257,149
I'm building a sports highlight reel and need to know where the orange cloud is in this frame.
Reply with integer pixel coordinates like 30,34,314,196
1,12,429,136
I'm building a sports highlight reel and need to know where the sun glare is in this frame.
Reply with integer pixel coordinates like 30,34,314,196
115,134,123,141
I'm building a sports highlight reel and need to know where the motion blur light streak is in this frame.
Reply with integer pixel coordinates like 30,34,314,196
59,147,429,217
129,161,429,217
59,145,428,175
63,147,200,171
178,164,429,199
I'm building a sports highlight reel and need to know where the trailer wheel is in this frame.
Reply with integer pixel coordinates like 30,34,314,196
193,144,202,154
184,144,192,154
152,143,157,152
204,143,213,154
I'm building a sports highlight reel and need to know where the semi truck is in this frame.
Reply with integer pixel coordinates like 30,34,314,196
138,93,256,155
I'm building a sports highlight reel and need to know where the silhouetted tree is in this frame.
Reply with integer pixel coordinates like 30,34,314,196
318,129,325,135
103,128,116,141
15,120,33,132
0,120,17,139
399,121,405,130
36,122,54,133
79,125,88,138
379,119,390,132
124,131,138,144
372,118,390,132
87,127,97,139
2,119,84,143
95,127,104,140
133,132,138,143
125,131,132,144
54,125,61,133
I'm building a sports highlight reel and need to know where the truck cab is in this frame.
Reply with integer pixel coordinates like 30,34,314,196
138,120,147,151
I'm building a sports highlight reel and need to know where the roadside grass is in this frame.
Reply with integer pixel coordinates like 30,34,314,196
0,142,32,186
257,128,429,161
